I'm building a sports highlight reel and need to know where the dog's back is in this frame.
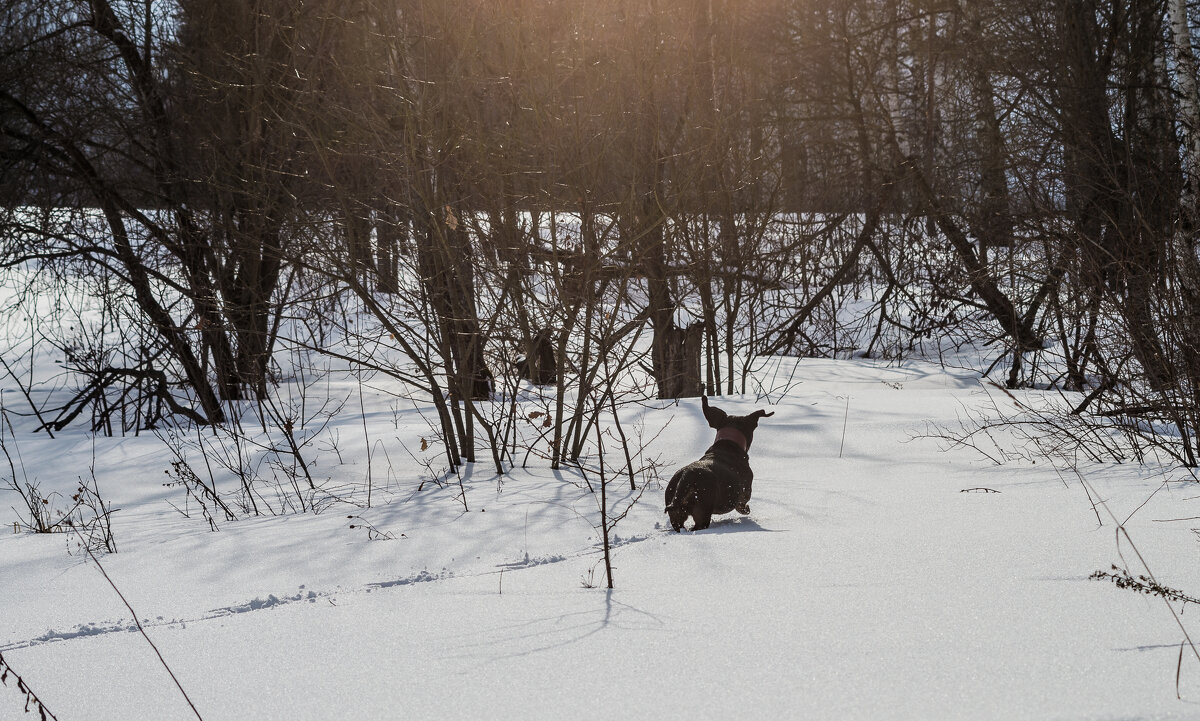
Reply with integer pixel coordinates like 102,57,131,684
664,445,751,531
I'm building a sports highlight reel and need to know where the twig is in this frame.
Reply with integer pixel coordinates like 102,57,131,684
1090,565,1200,606
0,355,53,439
0,650,59,720
1180,641,1186,700
1082,477,1200,693
838,395,849,458
70,523,204,720
358,376,372,508
1123,480,1168,526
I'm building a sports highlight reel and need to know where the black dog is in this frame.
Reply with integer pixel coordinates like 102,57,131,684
664,396,774,532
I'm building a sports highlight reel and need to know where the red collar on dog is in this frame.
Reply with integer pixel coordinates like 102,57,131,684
714,426,748,452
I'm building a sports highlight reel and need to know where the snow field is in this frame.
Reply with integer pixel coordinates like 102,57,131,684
3,358,1200,719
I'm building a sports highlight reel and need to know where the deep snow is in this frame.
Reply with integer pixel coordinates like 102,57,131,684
4,358,1200,719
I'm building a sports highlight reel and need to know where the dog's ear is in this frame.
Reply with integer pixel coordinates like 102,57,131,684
701,395,728,428
747,409,775,426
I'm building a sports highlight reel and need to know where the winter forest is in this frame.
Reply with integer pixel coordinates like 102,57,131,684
5,0,1200,718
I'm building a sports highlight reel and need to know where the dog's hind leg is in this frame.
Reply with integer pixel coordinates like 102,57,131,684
735,477,752,515
690,505,713,531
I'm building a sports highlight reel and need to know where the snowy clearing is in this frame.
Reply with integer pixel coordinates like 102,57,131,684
4,358,1200,720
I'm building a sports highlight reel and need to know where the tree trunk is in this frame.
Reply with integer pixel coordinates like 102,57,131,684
375,201,407,294
960,0,1012,262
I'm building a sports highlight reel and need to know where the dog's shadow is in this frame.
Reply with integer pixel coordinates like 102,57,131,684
691,516,779,534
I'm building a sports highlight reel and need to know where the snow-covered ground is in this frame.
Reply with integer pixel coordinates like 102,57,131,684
4,356,1200,720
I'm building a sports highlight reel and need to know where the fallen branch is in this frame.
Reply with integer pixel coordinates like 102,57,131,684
1091,565,1200,607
